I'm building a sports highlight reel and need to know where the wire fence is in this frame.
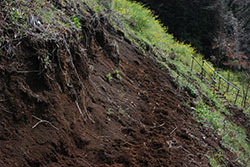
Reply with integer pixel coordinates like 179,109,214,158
189,54,249,108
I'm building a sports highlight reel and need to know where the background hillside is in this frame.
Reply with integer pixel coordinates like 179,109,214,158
0,0,249,166
136,0,250,71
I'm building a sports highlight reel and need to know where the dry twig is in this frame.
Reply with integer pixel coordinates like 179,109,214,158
170,127,178,136
150,122,166,129
75,101,87,122
2,108,13,114
32,115,59,130
16,70,40,73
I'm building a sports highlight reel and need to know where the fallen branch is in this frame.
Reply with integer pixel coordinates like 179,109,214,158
32,115,59,130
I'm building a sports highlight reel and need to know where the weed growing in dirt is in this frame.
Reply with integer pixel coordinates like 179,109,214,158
106,73,113,82
106,108,114,115
105,108,114,121
118,109,125,115
208,155,221,167
114,69,122,81
106,70,122,83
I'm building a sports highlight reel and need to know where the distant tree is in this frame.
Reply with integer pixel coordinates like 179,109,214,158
213,0,250,72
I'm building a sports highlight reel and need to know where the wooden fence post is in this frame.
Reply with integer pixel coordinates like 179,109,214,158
226,72,230,93
241,80,246,107
244,83,249,108
234,89,240,105
191,58,194,71
212,71,216,85
213,80,216,94
200,60,204,76
218,77,221,90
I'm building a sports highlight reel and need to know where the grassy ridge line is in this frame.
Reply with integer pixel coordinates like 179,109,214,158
109,0,250,166
111,0,194,57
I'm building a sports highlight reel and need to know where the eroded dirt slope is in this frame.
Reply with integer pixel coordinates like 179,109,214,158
0,9,240,167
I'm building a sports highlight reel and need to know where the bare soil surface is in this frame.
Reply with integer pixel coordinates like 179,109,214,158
0,9,241,167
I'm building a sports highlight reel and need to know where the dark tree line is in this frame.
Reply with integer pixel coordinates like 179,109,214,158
135,0,250,72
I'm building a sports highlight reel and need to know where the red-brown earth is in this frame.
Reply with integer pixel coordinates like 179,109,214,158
0,7,242,167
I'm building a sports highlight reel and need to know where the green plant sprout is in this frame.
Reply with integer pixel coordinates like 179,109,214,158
118,109,125,115
10,8,24,22
106,108,113,121
106,73,113,82
106,108,114,115
114,69,122,81
71,16,81,29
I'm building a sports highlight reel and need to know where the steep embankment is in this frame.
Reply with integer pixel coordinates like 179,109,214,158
0,1,244,167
